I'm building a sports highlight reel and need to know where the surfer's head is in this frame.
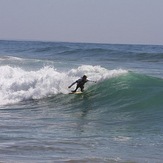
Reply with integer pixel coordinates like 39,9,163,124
82,75,87,79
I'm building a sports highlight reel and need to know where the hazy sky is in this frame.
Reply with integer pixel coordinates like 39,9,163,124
0,0,163,45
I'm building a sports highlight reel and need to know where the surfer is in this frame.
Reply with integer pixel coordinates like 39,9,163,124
68,75,89,92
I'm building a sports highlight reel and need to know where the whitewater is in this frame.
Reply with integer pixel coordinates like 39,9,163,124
0,40,163,163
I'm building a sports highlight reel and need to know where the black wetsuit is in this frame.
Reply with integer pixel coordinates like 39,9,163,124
74,78,88,92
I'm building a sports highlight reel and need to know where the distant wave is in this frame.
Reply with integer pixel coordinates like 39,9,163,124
0,56,23,61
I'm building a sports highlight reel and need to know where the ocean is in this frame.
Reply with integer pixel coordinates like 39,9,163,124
0,40,163,163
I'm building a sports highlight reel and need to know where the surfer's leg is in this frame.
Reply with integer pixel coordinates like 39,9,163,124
80,86,84,92
72,85,79,92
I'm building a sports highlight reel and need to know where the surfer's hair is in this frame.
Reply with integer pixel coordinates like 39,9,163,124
83,75,87,79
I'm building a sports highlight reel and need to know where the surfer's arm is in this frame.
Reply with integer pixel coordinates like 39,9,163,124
68,81,77,88
88,80,96,83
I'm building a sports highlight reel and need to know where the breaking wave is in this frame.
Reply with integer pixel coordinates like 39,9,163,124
0,65,127,105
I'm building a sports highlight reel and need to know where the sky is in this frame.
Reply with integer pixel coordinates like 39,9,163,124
0,0,163,45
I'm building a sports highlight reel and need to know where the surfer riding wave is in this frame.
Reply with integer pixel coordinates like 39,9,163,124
68,75,90,92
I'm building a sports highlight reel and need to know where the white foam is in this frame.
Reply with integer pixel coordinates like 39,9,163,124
114,136,131,142
68,65,128,81
0,65,128,105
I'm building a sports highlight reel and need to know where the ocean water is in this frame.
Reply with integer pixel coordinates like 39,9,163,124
0,40,163,163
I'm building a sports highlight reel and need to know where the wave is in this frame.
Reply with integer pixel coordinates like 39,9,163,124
0,65,127,106
1,63,163,112
87,72,163,113
1,41,163,64
0,56,23,61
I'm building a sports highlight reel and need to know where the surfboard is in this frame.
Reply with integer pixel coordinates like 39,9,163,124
69,91,83,94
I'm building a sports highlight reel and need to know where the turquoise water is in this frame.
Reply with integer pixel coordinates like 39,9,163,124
0,40,163,162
